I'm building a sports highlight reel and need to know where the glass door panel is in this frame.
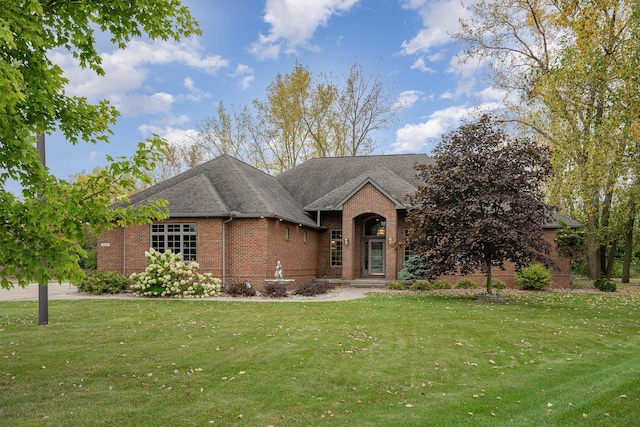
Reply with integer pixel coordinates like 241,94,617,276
369,240,384,275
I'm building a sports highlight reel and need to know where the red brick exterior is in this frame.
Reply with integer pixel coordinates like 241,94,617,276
436,229,572,289
98,185,573,289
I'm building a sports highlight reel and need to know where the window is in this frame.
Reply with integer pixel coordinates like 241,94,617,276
330,229,342,267
151,223,197,261
404,229,412,263
303,230,308,243
364,216,386,237
285,227,290,240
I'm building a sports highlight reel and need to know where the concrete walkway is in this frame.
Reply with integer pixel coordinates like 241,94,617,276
0,283,376,302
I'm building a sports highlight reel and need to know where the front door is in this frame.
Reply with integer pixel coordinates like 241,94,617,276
364,239,385,276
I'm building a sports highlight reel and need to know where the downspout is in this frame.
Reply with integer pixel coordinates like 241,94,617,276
317,210,321,227
222,214,234,286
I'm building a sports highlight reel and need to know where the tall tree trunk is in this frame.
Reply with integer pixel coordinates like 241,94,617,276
605,241,617,279
600,183,615,277
587,214,602,279
622,197,636,283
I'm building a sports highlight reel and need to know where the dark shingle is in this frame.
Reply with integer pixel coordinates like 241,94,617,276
128,155,317,227
277,154,432,208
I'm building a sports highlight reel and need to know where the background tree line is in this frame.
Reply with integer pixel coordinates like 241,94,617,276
152,61,397,180
455,0,640,281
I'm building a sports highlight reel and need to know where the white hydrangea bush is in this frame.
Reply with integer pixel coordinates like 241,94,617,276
130,248,221,298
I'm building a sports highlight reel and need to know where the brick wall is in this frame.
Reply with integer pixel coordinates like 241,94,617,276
318,212,343,278
343,183,399,281
265,219,320,288
97,218,224,277
438,229,572,289
98,216,321,290
98,209,573,290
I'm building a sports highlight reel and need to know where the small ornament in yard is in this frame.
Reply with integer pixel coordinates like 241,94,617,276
275,260,283,279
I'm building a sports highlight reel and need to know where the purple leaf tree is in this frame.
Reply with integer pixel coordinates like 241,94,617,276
406,115,553,294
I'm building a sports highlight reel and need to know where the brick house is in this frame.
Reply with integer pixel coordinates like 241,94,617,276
98,154,580,288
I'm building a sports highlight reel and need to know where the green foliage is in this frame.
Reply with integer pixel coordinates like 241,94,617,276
385,281,407,290
223,280,257,297
410,279,452,291
555,226,587,259
430,279,453,290
409,280,431,291
129,249,221,298
262,282,288,298
0,1,198,289
292,279,335,296
593,278,617,292
484,278,507,294
515,264,553,291
76,271,131,295
455,278,478,289
78,224,97,270
398,256,430,281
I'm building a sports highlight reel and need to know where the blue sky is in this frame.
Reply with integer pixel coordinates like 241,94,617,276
45,0,503,182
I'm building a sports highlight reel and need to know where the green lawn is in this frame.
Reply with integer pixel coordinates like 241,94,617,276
1,291,639,426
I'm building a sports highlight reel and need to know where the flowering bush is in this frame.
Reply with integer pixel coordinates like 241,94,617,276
129,248,221,298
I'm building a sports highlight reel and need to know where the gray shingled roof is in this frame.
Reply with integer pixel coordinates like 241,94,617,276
127,154,318,227
277,154,432,209
544,211,583,229
304,166,418,210
124,153,580,230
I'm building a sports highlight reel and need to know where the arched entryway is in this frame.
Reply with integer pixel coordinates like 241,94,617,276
362,215,387,277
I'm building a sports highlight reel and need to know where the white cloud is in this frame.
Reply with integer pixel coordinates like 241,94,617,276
478,86,507,103
393,90,423,110
117,92,175,117
138,124,199,146
249,0,361,60
232,64,255,90
183,77,212,102
391,102,501,153
410,57,434,73
400,0,470,56
51,38,229,116
440,90,454,100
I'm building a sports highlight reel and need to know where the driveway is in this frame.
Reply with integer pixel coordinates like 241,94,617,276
0,283,81,302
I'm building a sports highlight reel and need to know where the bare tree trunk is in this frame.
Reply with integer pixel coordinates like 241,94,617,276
622,197,636,283
605,241,617,279
587,215,602,279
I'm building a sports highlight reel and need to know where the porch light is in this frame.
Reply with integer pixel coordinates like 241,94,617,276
388,236,393,245
343,237,350,246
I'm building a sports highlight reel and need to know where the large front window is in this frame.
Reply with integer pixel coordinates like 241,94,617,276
330,229,343,267
151,223,197,261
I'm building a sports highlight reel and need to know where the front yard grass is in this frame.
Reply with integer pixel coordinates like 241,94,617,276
1,291,639,426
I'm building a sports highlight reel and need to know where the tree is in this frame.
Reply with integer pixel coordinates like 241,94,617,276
0,1,200,288
330,62,396,156
454,0,640,279
151,142,207,184
189,61,395,176
406,115,553,294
